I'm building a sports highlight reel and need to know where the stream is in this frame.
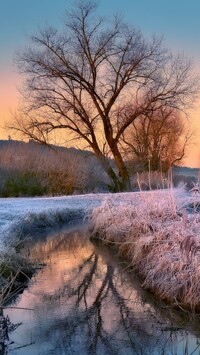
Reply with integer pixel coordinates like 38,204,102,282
4,223,200,354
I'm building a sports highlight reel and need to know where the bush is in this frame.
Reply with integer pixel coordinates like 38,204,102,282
1,172,46,197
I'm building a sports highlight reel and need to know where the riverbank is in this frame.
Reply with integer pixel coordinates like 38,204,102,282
6,224,200,354
1,253,35,301
0,207,88,308
90,189,200,311
1,188,200,313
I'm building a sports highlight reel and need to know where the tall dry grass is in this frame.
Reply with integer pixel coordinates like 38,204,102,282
90,189,200,311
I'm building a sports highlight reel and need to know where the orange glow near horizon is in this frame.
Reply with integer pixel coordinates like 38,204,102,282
0,69,21,138
182,104,200,168
1,70,200,168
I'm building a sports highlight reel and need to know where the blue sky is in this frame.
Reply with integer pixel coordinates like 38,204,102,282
1,0,200,165
1,0,200,61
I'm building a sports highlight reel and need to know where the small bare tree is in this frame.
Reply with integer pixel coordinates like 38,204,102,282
121,107,191,172
10,1,198,191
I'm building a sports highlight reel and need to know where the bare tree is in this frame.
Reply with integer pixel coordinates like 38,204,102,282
10,1,198,191
121,107,191,172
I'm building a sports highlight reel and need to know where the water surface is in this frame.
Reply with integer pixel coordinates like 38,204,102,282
5,225,200,354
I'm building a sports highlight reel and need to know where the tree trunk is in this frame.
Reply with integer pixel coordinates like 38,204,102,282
100,157,123,192
113,152,131,192
107,142,131,192
95,150,129,192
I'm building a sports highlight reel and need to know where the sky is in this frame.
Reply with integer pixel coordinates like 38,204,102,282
1,0,200,167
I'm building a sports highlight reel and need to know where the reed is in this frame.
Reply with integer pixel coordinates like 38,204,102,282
0,252,35,308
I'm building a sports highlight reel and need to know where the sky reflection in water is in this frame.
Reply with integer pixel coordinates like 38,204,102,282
5,225,200,355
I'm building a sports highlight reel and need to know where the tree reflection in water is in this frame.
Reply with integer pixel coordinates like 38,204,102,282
7,226,200,354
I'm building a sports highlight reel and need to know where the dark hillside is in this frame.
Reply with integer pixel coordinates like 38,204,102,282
0,140,109,196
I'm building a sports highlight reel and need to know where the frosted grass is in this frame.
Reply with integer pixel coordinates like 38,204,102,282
90,188,200,310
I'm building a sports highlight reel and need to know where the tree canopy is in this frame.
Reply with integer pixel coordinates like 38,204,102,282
121,107,191,172
10,1,199,191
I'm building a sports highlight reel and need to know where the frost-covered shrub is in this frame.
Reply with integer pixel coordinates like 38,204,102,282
130,171,170,191
172,174,197,191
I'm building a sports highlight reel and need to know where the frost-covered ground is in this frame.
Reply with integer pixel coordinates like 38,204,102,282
0,188,189,231
0,193,107,249
1,187,200,309
0,188,195,229
0,194,105,230
0,188,192,243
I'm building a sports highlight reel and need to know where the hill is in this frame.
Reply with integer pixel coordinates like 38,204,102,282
0,139,109,196
172,165,200,178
